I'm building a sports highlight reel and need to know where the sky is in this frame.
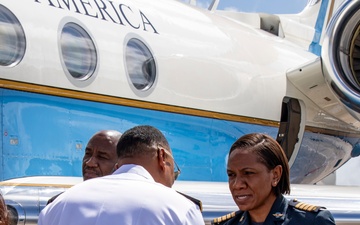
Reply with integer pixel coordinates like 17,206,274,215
179,0,360,186
192,0,309,14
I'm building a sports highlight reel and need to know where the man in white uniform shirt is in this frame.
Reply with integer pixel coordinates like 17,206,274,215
38,125,204,225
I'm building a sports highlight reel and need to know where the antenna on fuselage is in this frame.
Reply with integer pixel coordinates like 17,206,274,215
208,0,220,11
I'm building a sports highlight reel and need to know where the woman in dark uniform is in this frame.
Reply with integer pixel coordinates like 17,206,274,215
212,133,335,225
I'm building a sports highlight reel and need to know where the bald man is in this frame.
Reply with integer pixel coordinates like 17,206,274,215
82,130,122,180
47,130,122,204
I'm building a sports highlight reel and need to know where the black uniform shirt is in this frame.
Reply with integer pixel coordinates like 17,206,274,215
212,195,335,225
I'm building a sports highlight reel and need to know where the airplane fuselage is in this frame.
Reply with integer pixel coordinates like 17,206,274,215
0,0,360,184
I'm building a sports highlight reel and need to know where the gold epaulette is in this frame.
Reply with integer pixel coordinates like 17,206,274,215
211,211,236,225
289,199,326,212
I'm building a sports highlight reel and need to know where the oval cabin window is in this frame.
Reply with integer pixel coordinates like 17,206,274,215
60,22,97,82
125,38,156,91
0,5,26,67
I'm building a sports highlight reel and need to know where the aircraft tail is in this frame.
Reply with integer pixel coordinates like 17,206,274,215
278,0,341,55
300,0,339,55
211,0,340,53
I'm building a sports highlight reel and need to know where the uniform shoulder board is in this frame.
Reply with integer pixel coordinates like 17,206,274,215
289,199,326,212
176,191,203,212
46,192,63,205
211,211,237,225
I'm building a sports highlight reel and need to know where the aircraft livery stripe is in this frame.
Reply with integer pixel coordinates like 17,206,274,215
326,0,335,26
1,78,360,138
308,0,330,56
0,78,279,127
0,182,74,188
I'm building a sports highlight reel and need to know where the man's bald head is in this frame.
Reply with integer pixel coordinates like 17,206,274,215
82,130,122,181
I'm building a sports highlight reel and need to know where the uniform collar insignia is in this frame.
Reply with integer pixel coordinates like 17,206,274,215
273,212,284,218
239,215,244,222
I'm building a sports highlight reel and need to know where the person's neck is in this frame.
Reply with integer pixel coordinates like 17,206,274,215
249,194,277,223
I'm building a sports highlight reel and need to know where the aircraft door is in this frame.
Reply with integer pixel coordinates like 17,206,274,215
276,97,301,161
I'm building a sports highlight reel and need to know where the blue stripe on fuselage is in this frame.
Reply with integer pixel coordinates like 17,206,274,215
309,0,330,56
0,89,278,181
1,88,356,184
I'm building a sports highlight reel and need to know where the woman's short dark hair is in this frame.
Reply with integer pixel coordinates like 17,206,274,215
229,133,290,196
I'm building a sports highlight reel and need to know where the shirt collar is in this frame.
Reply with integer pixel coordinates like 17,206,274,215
112,164,155,181
238,195,287,225
265,195,287,222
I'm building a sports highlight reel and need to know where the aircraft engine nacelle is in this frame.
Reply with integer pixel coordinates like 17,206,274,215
322,0,360,120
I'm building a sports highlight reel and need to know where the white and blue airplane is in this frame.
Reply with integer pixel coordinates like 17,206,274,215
0,0,359,184
1,0,360,224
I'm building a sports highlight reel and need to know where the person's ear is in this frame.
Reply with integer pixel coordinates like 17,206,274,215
113,162,119,171
272,165,282,187
157,148,167,171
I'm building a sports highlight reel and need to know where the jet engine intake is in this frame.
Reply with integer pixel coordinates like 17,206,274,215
322,0,360,119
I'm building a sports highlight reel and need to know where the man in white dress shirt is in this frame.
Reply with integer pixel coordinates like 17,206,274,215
38,125,204,225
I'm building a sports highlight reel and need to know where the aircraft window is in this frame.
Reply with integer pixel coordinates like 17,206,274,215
60,22,97,80
125,38,156,91
0,5,26,67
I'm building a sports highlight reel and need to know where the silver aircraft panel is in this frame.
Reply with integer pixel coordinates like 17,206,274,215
0,177,360,225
